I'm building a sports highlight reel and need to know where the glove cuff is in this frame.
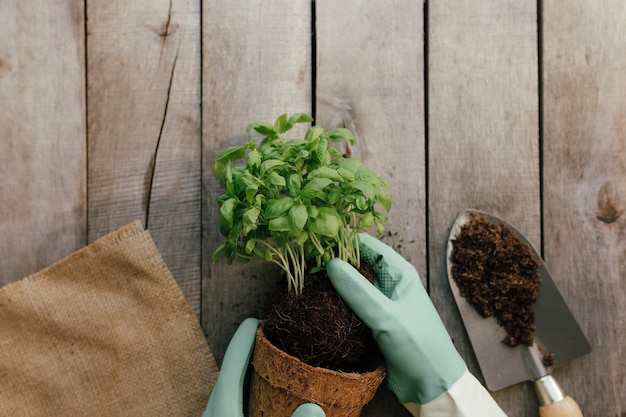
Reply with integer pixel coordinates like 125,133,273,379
402,368,507,417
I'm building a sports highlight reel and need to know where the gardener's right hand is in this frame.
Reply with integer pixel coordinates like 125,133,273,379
202,318,325,417
326,233,507,417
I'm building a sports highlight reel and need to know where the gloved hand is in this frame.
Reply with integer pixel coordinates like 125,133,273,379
326,233,507,417
203,318,325,417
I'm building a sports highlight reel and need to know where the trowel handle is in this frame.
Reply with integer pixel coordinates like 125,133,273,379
534,375,583,417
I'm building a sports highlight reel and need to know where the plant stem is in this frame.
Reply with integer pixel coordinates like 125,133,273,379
308,232,327,261
258,241,298,293
284,244,305,296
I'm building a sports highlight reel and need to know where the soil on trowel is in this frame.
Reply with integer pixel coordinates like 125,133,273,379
449,215,541,347
263,263,381,373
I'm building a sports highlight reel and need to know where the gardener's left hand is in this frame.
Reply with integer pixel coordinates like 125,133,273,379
202,318,326,417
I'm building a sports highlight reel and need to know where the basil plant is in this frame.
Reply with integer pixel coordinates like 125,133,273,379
211,114,391,296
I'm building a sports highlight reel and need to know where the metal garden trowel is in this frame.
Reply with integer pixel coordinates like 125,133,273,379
446,209,591,417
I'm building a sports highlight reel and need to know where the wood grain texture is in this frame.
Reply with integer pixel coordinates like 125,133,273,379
315,2,425,414
201,0,312,363
427,1,540,415
87,0,202,312
543,1,626,415
2,2,623,416
0,1,86,285
315,0,426,276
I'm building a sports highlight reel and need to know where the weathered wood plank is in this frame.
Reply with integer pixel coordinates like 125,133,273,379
0,1,86,285
543,1,626,414
87,0,202,313
315,1,426,276
315,1,425,415
201,0,312,362
427,1,540,416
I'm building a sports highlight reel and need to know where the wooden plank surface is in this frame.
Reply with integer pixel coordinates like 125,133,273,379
87,0,202,313
315,2,425,415
201,0,312,362
315,1,426,276
427,1,540,416
1,2,624,416
543,1,626,414
0,1,86,285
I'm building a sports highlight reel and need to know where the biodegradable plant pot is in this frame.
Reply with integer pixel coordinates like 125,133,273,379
249,324,386,417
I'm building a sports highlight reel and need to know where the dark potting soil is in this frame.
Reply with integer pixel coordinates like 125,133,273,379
449,215,541,347
263,263,381,373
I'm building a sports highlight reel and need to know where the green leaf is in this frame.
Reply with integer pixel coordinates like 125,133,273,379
227,221,243,247
212,243,228,263
288,204,308,233
246,149,262,169
340,158,365,173
309,136,329,165
288,174,301,194
305,125,324,142
218,213,231,237
286,113,313,131
274,114,288,133
327,147,344,157
325,128,355,144
306,205,319,218
327,186,343,204
376,218,386,236
229,167,244,195
253,247,273,262
300,178,333,199
261,159,285,175
254,194,266,208
212,145,247,178
267,171,286,186
245,238,258,254
222,163,235,195
359,212,375,229
240,171,262,203
265,197,293,219
246,122,276,136
269,215,290,232
355,195,368,211
286,139,308,148
337,168,355,181
240,171,262,188
309,207,341,237
308,166,342,182
377,186,392,211
219,198,238,228
353,180,377,199
293,229,309,245
243,207,260,234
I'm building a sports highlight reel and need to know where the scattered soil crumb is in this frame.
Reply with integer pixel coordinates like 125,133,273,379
540,345,557,367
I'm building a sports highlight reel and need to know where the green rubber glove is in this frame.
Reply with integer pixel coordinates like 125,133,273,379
203,318,326,417
326,233,467,406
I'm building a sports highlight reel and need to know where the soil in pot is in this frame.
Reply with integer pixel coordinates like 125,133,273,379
263,262,381,373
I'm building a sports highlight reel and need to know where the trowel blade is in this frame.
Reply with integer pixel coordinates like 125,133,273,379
446,209,590,391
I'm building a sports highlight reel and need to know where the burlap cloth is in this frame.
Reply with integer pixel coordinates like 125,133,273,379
0,221,218,416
